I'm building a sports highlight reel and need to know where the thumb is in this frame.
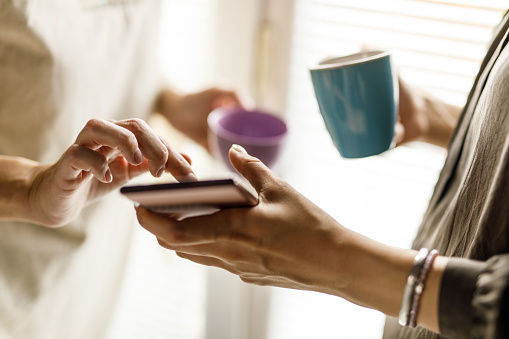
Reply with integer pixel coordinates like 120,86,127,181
228,144,276,193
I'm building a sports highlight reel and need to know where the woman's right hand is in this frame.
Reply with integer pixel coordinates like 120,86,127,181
28,118,197,227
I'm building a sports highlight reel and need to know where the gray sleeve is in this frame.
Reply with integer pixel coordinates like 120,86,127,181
439,255,509,339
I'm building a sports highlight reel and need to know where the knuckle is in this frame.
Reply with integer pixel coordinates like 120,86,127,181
225,209,247,233
243,158,262,170
124,118,149,133
64,146,85,168
175,251,186,259
167,225,189,243
157,238,172,250
118,130,137,148
85,118,105,130
66,144,82,158
261,178,290,201
274,179,290,194
92,153,108,170
259,255,273,273
222,250,244,265
240,275,266,286
158,143,170,159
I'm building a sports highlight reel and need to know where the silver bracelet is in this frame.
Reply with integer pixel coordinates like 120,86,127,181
398,248,429,326
408,249,439,327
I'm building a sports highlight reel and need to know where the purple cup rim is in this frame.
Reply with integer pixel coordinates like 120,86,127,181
208,107,288,146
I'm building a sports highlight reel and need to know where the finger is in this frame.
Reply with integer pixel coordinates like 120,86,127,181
76,119,143,166
180,152,192,166
394,121,405,146
174,250,294,288
158,137,197,182
126,158,151,179
211,89,243,108
95,146,120,162
175,251,243,276
228,144,277,193
113,119,170,177
60,144,112,183
106,157,151,184
136,205,244,246
164,240,254,266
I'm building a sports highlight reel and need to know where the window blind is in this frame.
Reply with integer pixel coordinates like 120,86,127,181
266,1,507,338
297,0,506,105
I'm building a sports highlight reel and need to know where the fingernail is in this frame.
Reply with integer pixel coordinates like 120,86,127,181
104,168,112,182
133,148,143,164
156,166,165,177
231,144,247,154
177,172,198,182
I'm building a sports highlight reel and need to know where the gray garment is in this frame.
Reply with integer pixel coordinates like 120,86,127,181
383,11,509,339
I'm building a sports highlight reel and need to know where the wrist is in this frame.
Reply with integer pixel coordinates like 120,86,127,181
0,156,47,224
27,162,59,226
155,89,183,122
337,231,416,316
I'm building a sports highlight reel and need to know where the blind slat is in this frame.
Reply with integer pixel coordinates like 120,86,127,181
312,5,495,44
315,0,505,26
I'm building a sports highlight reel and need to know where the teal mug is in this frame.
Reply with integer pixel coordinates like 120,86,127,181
310,50,398,158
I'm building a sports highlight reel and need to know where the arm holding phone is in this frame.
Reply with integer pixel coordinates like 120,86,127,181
135,145,448,333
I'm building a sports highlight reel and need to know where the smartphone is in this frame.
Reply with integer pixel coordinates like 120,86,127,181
120,177,258,216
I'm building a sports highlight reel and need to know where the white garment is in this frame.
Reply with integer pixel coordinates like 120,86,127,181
0,1,162,338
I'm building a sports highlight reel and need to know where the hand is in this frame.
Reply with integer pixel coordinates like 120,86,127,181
158,88,243,150
394,77,428,146
136,145,350,293
135,146,449,332
394,77,461,148
30,118,197,227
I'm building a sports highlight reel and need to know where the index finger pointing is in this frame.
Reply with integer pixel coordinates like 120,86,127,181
113,119,169,177
159,137,197,182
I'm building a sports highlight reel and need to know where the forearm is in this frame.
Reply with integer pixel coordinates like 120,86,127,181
333,229,448,333
0,155,45,223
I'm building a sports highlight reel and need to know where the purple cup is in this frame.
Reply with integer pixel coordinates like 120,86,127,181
207,106,288,171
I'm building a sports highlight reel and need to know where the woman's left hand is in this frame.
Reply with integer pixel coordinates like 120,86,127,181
136,145,349,293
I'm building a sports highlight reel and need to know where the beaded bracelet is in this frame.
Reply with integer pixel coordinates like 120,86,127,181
398,248,429,326
408,249,439,327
